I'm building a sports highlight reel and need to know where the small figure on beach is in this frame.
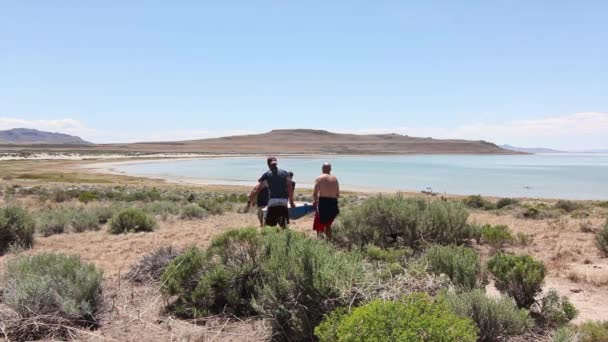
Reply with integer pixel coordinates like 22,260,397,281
248,182,269,227
250,157,296,228
313,162,340,240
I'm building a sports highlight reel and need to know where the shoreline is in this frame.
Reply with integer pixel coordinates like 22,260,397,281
82,157,395,194
81,157,608,201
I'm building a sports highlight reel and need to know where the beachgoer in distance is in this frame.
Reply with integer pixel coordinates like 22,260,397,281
248,182,269,227
313,162,340,239
251,157,296,228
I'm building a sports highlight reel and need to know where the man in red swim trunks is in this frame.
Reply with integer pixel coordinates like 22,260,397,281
312,162,340,240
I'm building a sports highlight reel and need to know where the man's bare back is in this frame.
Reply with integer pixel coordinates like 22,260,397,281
314,173,339,199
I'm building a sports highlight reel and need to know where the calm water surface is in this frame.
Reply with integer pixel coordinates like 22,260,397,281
112,154,608,200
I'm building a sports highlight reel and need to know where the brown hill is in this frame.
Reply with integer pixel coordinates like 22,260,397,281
102,129,514,154
0,129,516,154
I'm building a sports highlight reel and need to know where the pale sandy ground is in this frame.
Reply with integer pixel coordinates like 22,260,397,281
0,213,315,341
1,209,607,341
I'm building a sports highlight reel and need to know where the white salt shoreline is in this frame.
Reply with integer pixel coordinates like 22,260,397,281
82,157,388,193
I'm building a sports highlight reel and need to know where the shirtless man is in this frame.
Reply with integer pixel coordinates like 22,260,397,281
312,162,340,239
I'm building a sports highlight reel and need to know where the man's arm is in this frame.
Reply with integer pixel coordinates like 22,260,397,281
336,179,340,199
313,177,320,206
287,178,296,208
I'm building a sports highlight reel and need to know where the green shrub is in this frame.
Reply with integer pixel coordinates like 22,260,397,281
77,191,98,203
315,293,477,342
87,204,116,224
463,195,496,210
142,201,180,219
496,198,519,209
536,289,578,327
520,205,563,220
576,321,608,342
333,196,472,250
365,245,413,263
480,224,514,250
522,206,541,219
555,200,584,213
0,205,35,255
71,210,100,232
487,254,546,308
425,245,483,290
443,289,532,341
180,203,207,219
596,220,608,257
161,228,364,340
36,209,71,236
109,208,157,234
551,326,579,342
421,201,472,245
197,198,225,215
1,253,103,339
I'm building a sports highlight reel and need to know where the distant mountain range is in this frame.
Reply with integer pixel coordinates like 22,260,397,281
1,129,515,154
501,144,608,154
500,144,565,153
0,128,92,145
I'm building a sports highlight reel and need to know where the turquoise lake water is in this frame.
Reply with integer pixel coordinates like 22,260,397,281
111,154,608,200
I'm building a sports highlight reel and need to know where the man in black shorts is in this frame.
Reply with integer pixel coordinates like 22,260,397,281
251,157,296,228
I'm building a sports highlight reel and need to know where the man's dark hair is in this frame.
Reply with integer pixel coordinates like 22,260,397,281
288,171,293,177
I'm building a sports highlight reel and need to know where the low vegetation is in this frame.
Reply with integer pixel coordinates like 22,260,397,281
0,205,35,255
596,219,608,257
109,208,157,234
554,199,584,213
487,254,546,308
443,289,532,341
478,224,514,250
424,244,484,290
535,289,578,327
180,203,207,219
496,197,519,209
0,253,103,340
1,183,602,340
162,228,364,340
552,321,608,342
333,195,473,250
463,195,496,210
315,293,477,342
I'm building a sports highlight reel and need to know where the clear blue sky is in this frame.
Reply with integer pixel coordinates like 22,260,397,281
1,1,606,149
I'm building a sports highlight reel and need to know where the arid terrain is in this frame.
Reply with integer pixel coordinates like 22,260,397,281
1,159,607,341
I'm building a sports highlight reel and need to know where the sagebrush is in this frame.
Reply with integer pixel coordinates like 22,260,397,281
0,205,35,255
424,244,484,290
109,208,157,234
443,289,532,342
315,293,477,342
487,254,546,308
1,253,103,340
333,195,473,250
161,228,364,341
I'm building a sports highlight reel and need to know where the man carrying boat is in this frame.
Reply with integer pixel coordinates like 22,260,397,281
313,162,340,239
251,157,296,228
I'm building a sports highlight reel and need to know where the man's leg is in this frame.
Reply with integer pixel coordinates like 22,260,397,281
279,206,288,229
325,225,333,241
257,207,264,227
